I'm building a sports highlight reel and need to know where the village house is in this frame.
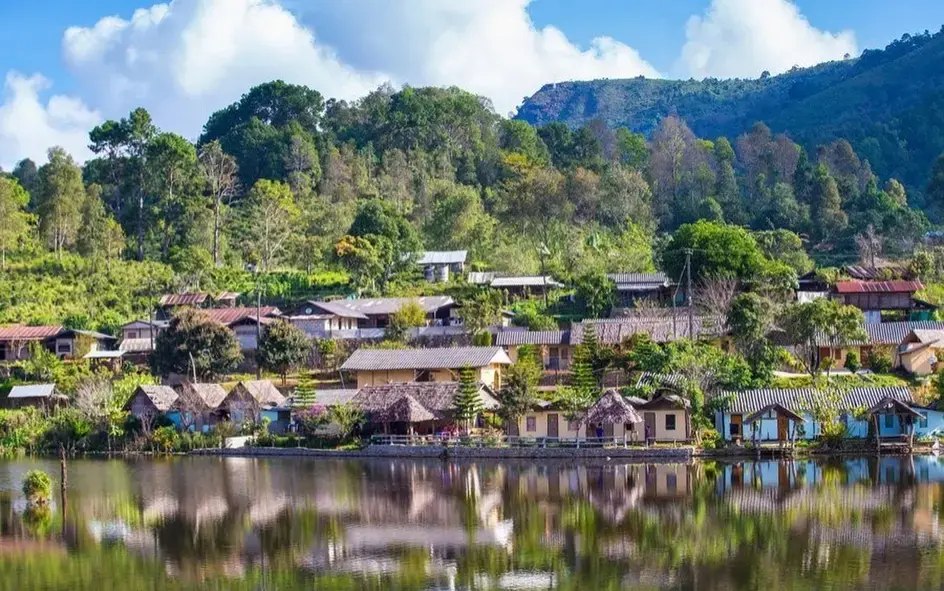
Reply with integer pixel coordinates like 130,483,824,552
156,291,240,317
295,296,458,331
124,385,179,427
166,383,228,432
119,307,281,356
834,279,927,323
415,250,467,282
511,389,692,443
816,320,944,371
496,330,572,371
897,329,944,375
607,272,673,309
714,386,944,444
571,312,727,347
0,325,116,362
351,381,500,434
3,384,66,409
219,379,287,425
340,346,512,389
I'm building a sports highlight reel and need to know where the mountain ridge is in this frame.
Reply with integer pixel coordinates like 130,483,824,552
516,28,944,196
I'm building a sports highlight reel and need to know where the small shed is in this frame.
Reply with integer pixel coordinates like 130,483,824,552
222,380,287,424
743,403,804,446
583,390,643,442
5,384,64,408
124,385,179,427
867,396,924,448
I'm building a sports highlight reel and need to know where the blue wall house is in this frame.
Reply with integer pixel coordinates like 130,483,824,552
715,386,944,443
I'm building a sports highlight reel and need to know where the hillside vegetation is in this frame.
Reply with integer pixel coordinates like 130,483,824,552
517,28,944,206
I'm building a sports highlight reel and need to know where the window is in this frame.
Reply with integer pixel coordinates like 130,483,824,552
416,370,433,382
127,330,138,339
666,473,677,493
526,416,537,432
665,414,677,431
920,414,928,428
56,342,71,354
884,414,894,429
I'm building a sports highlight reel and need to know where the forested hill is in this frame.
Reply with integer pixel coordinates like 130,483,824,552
516,28,944,199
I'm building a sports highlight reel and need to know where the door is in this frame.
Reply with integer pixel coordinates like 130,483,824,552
644,412,656,441
730,414,743,442
547,413,559,438
604,423,615,437
777,415,789,442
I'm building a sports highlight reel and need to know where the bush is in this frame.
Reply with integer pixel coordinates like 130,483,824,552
152,426,179,452
870,349,893,373
22,470,52,505
844,351,861,372
697,427,722,450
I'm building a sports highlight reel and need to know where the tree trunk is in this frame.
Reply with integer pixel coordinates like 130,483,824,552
213,198,222,267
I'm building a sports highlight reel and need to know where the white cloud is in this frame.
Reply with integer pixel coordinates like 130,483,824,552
679,0,857,79
0,72,100,170
297,0,659,115
61,0,387,139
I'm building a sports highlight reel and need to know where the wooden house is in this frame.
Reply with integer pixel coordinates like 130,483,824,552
220,380,287,424
351,381,499,434
714,386,943,443
297,296,458,331
124,385,179,425
816,320,944,370
607,272,672,308
897,329,944,375
0,325,64,361
4,384,66,409
834,279,926,323
166,382,227,432
340,346,511,389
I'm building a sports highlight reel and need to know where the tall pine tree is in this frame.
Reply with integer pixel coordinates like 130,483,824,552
453,365,483,433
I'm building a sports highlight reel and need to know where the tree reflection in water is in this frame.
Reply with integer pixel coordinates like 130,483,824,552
0,455,943,590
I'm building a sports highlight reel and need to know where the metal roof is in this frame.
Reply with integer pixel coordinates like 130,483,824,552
306,296,455,318
309,389,359,406
341,346,511,371
495,330,570,346
835,280,923,294
607,272,669,285
199,307,281,325
819,321,944,347
83,350,125,359
159,293,209,306
719,386,914,415
467,272,496,285
0,325,63,341
490,276,563,288
119,338,154,352
416,251,467,265
8,384,56,399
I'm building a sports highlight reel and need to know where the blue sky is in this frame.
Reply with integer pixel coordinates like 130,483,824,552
0,0,943,168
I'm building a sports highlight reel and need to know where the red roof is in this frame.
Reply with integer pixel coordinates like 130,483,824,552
159,293,209,306
835,280,923,294
0,325,64,341
200,307,280,326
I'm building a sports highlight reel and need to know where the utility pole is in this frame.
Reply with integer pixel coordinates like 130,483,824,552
538,243,551,309
684,248,694,339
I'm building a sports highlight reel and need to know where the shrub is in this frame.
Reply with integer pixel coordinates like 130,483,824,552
22,470,52,505
844,351,861,373
870,349,893,373
697,427,722,450
152,426,179,452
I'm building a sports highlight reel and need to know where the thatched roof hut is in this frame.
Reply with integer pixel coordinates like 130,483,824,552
376,394,437,424
583,390,643,425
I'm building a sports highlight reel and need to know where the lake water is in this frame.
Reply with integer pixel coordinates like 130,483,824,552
1,455,943,590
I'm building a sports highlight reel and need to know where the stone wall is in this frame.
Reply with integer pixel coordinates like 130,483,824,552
193,444,694,461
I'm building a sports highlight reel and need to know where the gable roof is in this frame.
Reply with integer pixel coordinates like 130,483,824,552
490,276,563,288
351,381,500,423
177,383,228,410
199,307,281,326
744,403,805,424
160,293,209,306
341,346,511,371
305,296,455,318
128,385,179,412
835,280,923,294
719,386,914,415
8,384,56,399
818,321,944,347
607,272,669,291
0,325,64,341
495,330,570,346
230,380,286,407
416,251,467,265
57,328,117,341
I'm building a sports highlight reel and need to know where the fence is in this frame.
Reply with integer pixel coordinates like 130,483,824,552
368,434,675,449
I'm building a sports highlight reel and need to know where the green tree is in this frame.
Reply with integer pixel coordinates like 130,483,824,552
575,271,615,317
258,319,311,384
335,234,385,294
0,176,33,269
77,184,125,264
347,198,423,289
423,182,496,260
570,345,598,399
458,290,503,337
241,179,300,271
197,140,239,266
36,147,84,258
727,293,778,381
810,164,848,242
779,298,866,377
662,220,766,282
615,128,648,169
499,348,541,425
152,308,243,380
454,365,484,433
387,300,427,342
328,403,364,442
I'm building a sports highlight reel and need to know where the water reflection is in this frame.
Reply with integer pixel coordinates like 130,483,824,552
1,455,944,589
